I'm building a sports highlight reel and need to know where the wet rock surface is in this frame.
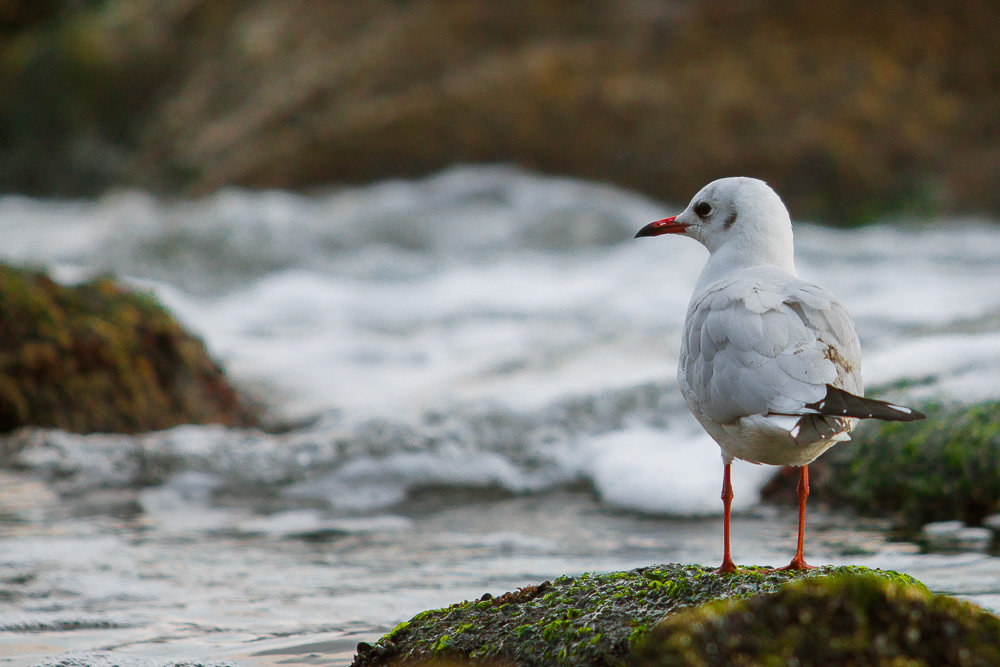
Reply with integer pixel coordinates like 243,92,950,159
633,571,1000,666
351,564,927,666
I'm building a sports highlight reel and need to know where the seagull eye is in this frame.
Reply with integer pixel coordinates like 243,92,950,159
693,201,712,217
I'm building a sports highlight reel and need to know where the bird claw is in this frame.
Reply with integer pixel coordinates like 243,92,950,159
716,558,739,575
767,557,814,572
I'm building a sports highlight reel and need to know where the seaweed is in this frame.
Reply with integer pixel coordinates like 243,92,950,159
352,564,923,666
634,572,1000,666
0,264,255,434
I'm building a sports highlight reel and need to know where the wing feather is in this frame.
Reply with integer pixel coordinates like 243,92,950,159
681,267,862,425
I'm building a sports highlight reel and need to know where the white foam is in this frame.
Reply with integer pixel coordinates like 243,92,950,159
282,446,568,510
2,166,1000,510
864,332,1000,397
574,425,773,515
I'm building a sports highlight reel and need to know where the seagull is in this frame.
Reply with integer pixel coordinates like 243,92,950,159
634,177,924,572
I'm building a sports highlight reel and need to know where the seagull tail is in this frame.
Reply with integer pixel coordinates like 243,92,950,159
805,385,925,422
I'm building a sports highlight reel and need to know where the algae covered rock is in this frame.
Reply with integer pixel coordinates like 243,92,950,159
0,265,254,433
800,401,1000,534
632,573,1000,666
352,564,922,666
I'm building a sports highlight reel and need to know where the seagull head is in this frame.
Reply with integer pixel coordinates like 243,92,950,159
635,177,795,268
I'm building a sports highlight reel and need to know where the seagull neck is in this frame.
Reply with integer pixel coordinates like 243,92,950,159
694,241,797,292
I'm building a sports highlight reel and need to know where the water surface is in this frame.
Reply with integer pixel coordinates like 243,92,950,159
2,166,1000,665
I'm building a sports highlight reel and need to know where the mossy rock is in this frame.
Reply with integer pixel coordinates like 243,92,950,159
632,572,1000,666
352,564,923,666
783,401,1000,534
0,264,254,433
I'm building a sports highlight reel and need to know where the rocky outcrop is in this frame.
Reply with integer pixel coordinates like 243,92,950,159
0,265,255,433
351,565,931,666
633,572,1000,666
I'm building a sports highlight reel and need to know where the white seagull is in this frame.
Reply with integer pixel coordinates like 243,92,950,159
635,177,924,572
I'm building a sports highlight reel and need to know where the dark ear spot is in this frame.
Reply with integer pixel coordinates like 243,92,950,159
722,210,738,229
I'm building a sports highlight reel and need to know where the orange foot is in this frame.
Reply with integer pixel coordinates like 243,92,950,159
716,557,739,574
768,556,814,572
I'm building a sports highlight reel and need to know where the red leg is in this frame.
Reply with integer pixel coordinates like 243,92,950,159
717,462,737,573
775,465,814,571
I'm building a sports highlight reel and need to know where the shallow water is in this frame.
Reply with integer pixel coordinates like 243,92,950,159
5,476,1000,667
2,166,1000,665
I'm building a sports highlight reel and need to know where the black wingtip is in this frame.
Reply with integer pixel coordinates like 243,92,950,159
806,385,925,422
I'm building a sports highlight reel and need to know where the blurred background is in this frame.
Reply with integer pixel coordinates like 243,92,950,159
3,2,1000,666
2,0,1000,222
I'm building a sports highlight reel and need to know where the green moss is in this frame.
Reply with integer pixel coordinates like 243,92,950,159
432,635,453,655
0,264,255,434
806,401,1000,533
631,573,1000,666
351,564,924,666
388,620,411,636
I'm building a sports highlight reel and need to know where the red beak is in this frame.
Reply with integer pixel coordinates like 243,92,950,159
634,215,689,238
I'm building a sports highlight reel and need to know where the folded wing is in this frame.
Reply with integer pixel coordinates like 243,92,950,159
682,267,863,426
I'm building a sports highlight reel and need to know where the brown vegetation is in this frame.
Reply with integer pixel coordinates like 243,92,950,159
0,266,255,433
2,0,999,222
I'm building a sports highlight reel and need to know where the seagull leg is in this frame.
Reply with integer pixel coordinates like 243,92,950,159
717,462,737,574
775,465,814,571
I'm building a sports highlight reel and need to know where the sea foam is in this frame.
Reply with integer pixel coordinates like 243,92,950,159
2,166,999,516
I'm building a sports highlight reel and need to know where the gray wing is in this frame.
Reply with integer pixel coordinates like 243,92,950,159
681,270,862,425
